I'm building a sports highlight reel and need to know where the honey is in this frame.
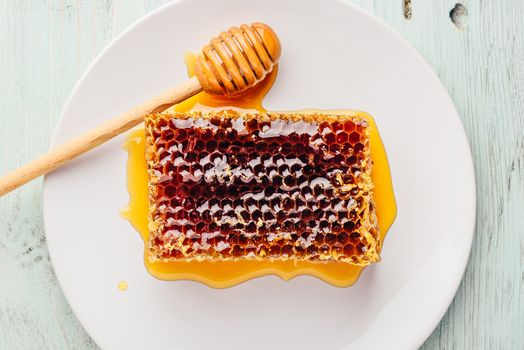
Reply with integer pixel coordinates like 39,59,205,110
121,53,396,288
117,280,128,291
146,110,380,265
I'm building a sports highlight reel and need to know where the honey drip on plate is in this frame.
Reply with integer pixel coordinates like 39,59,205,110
121,53,397,288
117,280,128,291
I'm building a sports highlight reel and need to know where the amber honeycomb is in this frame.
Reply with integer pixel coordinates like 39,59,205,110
145,109,380,265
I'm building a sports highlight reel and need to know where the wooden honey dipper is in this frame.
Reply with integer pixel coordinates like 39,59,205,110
0,23,281,196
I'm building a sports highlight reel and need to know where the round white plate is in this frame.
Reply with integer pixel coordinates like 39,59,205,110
43,0,476,349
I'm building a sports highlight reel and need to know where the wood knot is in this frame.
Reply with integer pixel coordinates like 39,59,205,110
450,3,468,30
403,0,412,20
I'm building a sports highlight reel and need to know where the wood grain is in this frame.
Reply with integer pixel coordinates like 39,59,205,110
0,0,522,349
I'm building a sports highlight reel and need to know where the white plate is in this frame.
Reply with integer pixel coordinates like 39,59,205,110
43,0,476,349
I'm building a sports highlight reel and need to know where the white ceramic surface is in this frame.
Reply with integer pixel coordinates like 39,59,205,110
43,0,476,349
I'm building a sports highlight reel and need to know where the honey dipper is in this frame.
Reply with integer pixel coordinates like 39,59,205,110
0,23,281,196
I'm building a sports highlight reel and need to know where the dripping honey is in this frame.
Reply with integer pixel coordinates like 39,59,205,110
121,53,397,288
117,280,128,291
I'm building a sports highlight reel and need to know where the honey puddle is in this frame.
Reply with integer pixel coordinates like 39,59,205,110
117,280,128,291
121,54,396,288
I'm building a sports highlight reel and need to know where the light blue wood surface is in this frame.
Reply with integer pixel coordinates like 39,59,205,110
0,1,522,349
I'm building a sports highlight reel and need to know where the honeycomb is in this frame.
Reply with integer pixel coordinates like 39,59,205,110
145,109,380,266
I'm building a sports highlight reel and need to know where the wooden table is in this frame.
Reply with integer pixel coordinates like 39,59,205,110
1,1,522,349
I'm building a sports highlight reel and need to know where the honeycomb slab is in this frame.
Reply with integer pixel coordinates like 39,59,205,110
145,110,380,266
